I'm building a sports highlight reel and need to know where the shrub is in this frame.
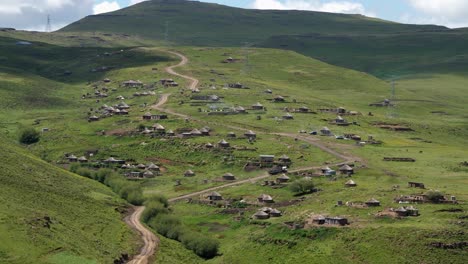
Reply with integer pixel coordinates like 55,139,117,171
426,190,445,203
145,194,169,208
289,178,315,195
142,201,169,223
18,127,40,145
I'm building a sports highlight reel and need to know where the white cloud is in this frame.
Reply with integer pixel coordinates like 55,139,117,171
251,0,376,17
0,0,94,31
130,0,147,5
93,1,121,14
406,0,468,28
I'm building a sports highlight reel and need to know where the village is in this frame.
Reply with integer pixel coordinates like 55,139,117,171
52,49,461,236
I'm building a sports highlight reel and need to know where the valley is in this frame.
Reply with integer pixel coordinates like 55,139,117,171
0,1,467,263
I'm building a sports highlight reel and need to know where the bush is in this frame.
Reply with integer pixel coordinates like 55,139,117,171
289,178,315,195
142,201,169,223
19,127,40,145
426,190,445,203
145,194,169,208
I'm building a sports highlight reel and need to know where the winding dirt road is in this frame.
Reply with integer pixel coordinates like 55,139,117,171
127,49,360,263
126,206,158,264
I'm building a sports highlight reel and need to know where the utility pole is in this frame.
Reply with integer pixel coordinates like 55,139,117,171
45,14,52,33
387,79,397,118
242,42,253,75
164,21,169,46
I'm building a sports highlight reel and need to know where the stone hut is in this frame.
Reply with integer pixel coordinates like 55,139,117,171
143,112,152,120
408,182,425,189
269,208,282,217
78,156,88,163
143,170,154,178
244,130,257,139
345,179,357,187
152,123,166,133
227,132,236,138
200,127,210,136
218,139,230,148
252,102,264,110
273,95,285,102
339,164,354,175
282,113,294,120
320,127,332,136
222,173,236,181
207,191,223,201
258,194,274,203
312,215,326,225
67,154,78,162
184,170,195,177
147,163,160,172
190,128,203,136
253,210,270,220
325,217,348,226
279,154,292,165
276,174,290,183
365,198,381,207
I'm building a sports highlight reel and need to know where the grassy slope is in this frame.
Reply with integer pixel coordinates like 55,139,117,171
60,0,446,47
58,0,468,79
0,136,137,264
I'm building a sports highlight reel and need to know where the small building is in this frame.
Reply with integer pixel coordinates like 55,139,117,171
147,163,160,172
269,208,282,217
235,106,246,113
252,102,264,110
335,116,348,125
190,129,203,136
103,78,111,83
227,132,236,138
406,206,419,216
253,210,270,220
320,127,332,136
312,215,326,225
408,182,425,189
222,173,236,181
325,217,348,226
184,170,195,177
207,191,223,201
366,198,381,207
218,139,230,148
200,128,210,136
345,179,357,187
228,82,244,88
276,174,290,183
244,130,256,139
117,102,130,110
339,164,354,175
264,89,273,94
137,164,146,169
298,106,310,113
166,130,175,137
152,124,165,133
394,207,408,217
142,112,152,120
279,154,292,165
260,155,275,166
67,154,78,162
337,107,346,114
273,96,285,102
122,80,143,87
205,142,214,149
258,194,274,203
104,157,125,164
143,170,154,178
78,156,88,163
282,113,294,120
88,115,100,122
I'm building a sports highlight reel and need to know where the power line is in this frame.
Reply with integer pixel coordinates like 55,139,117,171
45,14,52,33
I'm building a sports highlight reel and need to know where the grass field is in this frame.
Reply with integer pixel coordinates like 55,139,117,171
0,11,467,263
0,136,138,264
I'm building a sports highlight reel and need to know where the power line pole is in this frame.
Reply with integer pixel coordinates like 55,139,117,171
242,42,253,75
164,21,169,46
45,14,52,33
387,79,397,118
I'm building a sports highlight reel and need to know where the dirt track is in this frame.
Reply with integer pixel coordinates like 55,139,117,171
126,206,158,264
128,49,360,262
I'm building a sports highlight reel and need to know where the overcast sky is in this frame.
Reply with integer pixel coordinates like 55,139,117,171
1,0,468,31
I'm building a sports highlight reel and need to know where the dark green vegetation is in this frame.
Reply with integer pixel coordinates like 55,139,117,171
0,136,137,264
61,0,468,79
18,127,40,145
143,196,219,259
0,0,467,263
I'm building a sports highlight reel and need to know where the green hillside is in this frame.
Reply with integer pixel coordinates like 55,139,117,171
61,0,446,47
59,0,468,78
0,136,137,264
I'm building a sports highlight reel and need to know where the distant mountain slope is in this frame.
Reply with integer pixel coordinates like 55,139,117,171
58,0,468,78
0,136,136,264
60,0,446,47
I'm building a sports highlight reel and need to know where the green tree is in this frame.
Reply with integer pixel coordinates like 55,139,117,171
289,179,315,195
426,190,444,203
18,127,40,145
